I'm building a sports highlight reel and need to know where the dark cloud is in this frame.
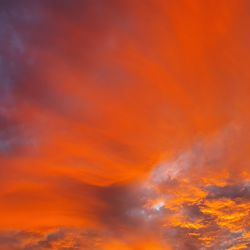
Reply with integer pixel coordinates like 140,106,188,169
96,183,144,230
207,183,250,200
0,112,35,156
0,228,102,250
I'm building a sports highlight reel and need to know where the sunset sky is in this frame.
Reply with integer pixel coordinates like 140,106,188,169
0,0,250,249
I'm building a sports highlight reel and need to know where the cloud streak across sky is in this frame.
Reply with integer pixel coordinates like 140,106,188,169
0,0,250,249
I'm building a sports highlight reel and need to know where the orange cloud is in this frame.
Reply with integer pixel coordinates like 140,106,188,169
0,0,250,249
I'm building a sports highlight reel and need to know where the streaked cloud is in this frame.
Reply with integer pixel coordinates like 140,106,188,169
0,0,250,249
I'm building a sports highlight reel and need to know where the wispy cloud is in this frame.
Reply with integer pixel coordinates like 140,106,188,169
0,0,250,249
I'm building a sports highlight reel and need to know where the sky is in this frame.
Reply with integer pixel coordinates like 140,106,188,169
0,0,250,249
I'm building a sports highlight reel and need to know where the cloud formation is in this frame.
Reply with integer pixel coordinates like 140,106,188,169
0,0,250,249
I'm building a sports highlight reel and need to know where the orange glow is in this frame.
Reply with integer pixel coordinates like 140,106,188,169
0,0,250,249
